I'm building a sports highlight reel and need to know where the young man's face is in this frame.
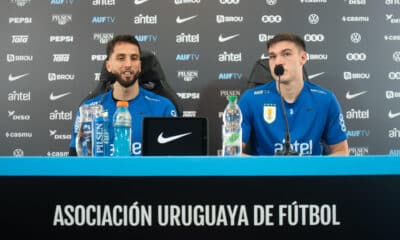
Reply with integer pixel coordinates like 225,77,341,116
106,42,141,88
268,40,307,84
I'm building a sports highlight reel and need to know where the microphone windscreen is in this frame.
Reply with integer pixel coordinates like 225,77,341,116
274,64,284,76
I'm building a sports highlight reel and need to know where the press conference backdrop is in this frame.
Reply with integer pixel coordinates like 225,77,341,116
1,0,400,156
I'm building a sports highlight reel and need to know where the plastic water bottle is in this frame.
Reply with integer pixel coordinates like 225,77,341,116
77,105,93,156
222,95,242,156
113,101,132,156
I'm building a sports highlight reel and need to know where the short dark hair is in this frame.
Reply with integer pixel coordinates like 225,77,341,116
267,32,306,51
106,35,142,60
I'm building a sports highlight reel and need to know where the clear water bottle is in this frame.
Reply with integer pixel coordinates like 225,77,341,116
222,95,242,156
113,101,132,156
76,105,93,156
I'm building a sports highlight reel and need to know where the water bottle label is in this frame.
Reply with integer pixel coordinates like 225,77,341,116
93,116,104,156
224,132,240,145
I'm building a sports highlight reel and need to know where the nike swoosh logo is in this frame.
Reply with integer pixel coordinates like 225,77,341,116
388,110,400,119
308,72,325,80
8,73,29,82
218,33,240,43
49,92,71,101
346,91,367,100
157,132,192,144
176,15,198,24
134,0,149,5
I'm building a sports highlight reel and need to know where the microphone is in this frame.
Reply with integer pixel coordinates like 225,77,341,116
274,64,300,156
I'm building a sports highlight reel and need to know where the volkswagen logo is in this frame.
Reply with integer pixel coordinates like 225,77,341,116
346,53,367,61
266,0,277,5
393,51,400,62
350,32,362,44
308,14,319,24
13,148,24,157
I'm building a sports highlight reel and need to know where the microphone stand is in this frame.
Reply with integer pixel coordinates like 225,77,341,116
275,74,300,156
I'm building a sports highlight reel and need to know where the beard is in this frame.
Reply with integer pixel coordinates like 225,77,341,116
114,70,141,88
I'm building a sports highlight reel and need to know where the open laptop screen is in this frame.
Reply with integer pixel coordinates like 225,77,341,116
142,117,208,156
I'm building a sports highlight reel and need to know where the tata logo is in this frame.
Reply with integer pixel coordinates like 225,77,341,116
274,140,313,155
9,17,32,24
11,0,31,7
304,34,324,42
220,90,241,97
308,14,319,24
258,34,274,42
135,34,158,43
174,0,201,4
51,14,72,25
346,109,369,119
393,51,400,62
7,54,33,62
386,90,400,99
177,70,199,82
48,73,75,81
91,54,107,61
133,14,157,24
176,33,200,43
50,0,74,5
343,72,370,80
218,72,242,80
341,16,369,22
218,51,242,62
346,52,367,61
388,128,400,138
349,147,368,156
386,0,400,5
182,111,197,117
92,0,115,5
5,131,32,138
388,72,400,80
94,72,101,81
345,0,366,5
8,110,31,120
53,54,70,62
177,92,200,99
92,16,116,24
261,15,282,23
11,35,29,44
8,91,31,102
216,15,244,23
176,53,200,61
219,0,240,4
49,130,72,140
50,35,74,43
49,110,73,120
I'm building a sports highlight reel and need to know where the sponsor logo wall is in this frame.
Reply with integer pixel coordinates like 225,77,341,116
1,0,398,156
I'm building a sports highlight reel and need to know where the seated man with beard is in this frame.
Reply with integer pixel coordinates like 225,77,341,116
69,35,177,156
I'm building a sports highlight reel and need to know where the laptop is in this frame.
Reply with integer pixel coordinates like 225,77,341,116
142,117,208,156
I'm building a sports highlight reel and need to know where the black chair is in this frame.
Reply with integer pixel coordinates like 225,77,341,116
80,50,182,115
247,58,308,89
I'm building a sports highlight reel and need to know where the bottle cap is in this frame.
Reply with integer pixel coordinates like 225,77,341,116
116,101,129,107
227,95,237,103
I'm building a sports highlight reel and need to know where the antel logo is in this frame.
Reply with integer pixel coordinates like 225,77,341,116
388,128,400,138
49,110,73,120
176,33,200,43
133,14,157,24
8,91,31,102
218,51,242,62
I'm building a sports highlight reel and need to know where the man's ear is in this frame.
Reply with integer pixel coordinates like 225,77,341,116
105,60,111,72
300,51,307,65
